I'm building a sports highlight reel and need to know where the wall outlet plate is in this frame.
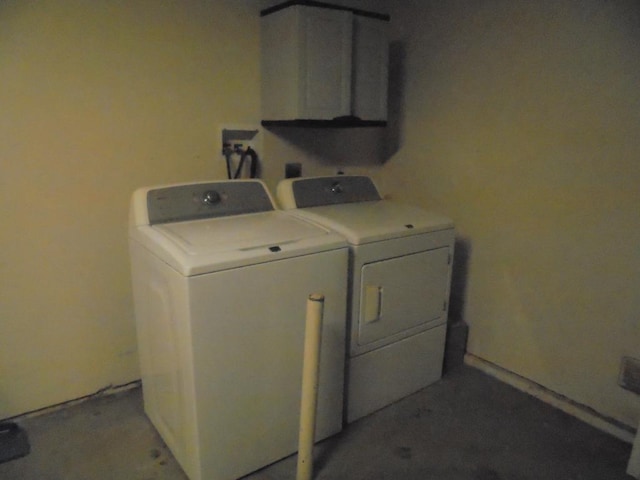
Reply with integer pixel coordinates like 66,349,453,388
619,356,640,395
285,162,302,178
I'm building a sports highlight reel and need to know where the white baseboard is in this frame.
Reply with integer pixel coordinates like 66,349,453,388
4,380,141,422
464,353,636,444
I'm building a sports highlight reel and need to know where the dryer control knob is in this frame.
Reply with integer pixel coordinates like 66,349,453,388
202,190,221,205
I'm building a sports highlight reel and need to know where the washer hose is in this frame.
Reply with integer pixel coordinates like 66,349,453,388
235,146,258,179
224,145,259,179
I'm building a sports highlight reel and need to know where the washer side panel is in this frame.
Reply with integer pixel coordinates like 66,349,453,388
129,241,200,480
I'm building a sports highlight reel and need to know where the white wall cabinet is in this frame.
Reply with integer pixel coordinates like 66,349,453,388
261,2,389,126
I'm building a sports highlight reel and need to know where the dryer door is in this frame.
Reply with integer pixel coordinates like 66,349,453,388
357,247,451,350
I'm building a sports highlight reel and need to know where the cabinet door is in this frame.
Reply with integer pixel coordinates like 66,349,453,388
299,7,353,119
352,15,389,120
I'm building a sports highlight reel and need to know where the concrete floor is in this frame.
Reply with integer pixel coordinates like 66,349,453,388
0,366,634,480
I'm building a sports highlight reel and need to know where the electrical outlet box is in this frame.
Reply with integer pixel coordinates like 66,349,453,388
285,163,302,179
219,124,261,156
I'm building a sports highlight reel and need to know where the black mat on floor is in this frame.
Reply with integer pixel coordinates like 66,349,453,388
0,422,30,464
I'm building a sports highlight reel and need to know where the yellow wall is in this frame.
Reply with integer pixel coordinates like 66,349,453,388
0,0,265,418
1,0,638,432
377,0,640,428
0,0,385,419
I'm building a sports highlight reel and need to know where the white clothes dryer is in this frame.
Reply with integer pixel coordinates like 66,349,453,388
277,175,455,423
129,180,348,480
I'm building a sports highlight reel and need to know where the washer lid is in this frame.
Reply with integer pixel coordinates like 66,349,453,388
290,201,454,245
131,210,346,276
155,210,327,254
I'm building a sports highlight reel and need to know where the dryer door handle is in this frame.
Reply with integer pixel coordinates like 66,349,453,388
363,285,383,324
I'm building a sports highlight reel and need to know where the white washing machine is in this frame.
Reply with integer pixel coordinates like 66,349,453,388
277,175,455,423
129,180,348,480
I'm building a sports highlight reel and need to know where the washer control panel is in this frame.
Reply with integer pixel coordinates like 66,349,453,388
202,190,222,205
147,180,274,224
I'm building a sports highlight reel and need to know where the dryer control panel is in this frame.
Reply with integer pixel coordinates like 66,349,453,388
277,175,381,209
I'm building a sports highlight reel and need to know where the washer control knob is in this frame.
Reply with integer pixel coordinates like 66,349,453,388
330,182,343,194
202,190,221,205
